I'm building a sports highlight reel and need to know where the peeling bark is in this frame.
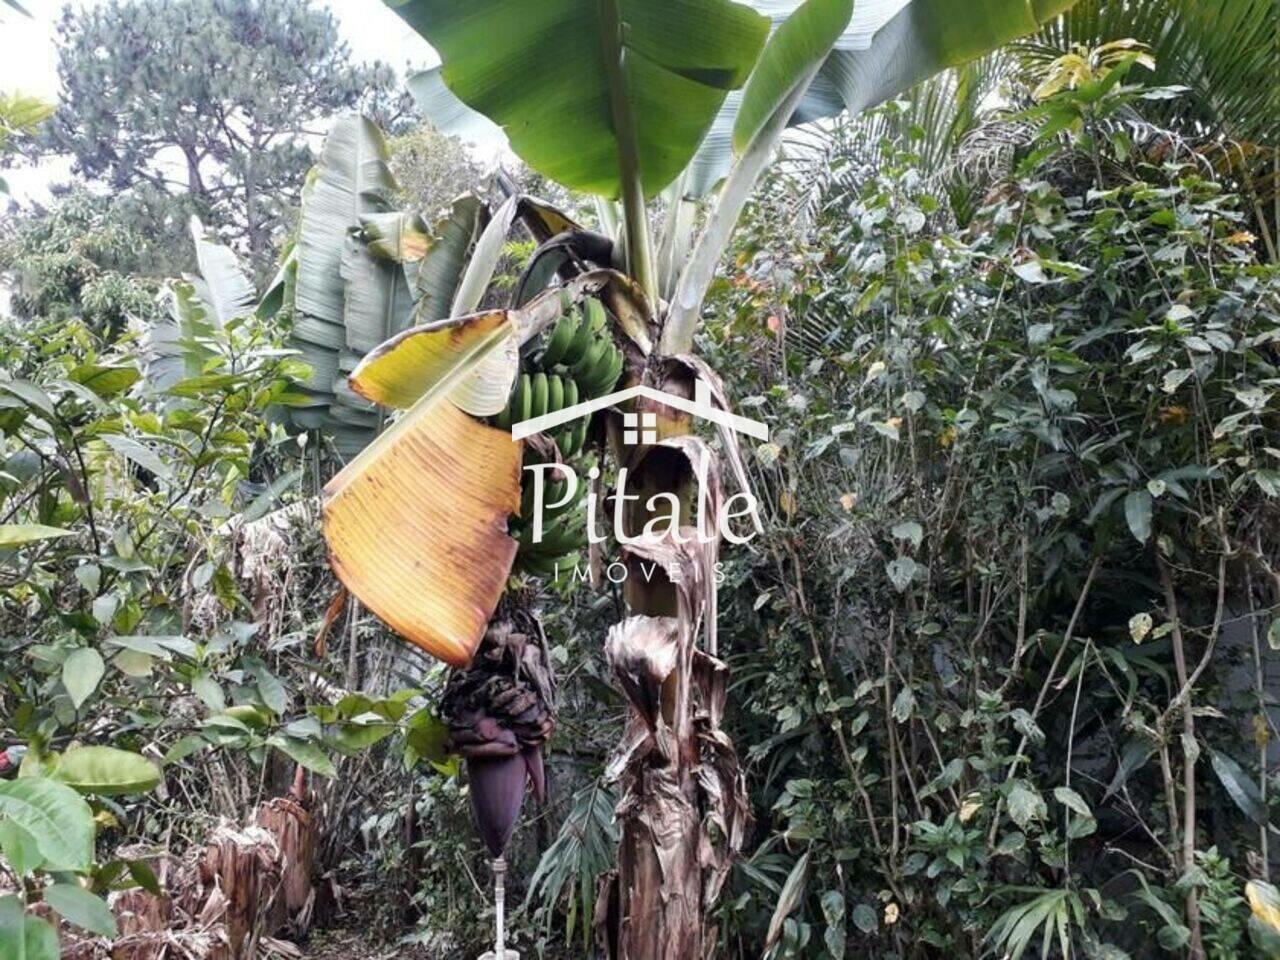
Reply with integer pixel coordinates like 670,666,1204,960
597,380,752,958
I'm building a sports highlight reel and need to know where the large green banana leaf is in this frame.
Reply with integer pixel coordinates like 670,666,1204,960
386,0,771,198
406,0,1078,197
188,216,256,326
288,114,417,455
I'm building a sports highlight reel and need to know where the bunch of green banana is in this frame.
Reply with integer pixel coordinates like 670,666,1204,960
535,298,624,400
510,475,583,578
494,297,624,456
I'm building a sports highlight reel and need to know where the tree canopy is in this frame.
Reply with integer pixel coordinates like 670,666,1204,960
46,0,409,265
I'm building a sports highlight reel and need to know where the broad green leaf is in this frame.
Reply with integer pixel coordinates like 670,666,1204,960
67,363,141,397
1052,786,1093,819
51,747,161,797
268,735,337,778
391,0,770,197
339,235,415,356
0,380,56,419
1007,780,1047,830
42,884,117,937
0,896,59,960
162,735,209,767
1123,489,1152,543
127,859,161,895
189,216,256,326
332,718,397,753
0,819,42,876
0,779,95,872
146,280,220,390
62,648,105,709
890,520,923,549
821,889,847,958
295,114,398,332
0,525,73,548
102,435,173,483
253,666,289,716
851,902,877,933
732,0,853,153
191,672,226,713
404,709,453,771
813,0,1079,117
287,113,401,453
886,556,917,592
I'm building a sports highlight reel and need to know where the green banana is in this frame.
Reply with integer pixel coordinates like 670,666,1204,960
584,297,607,333
531,372,549,419
546,373,564,417
534,517,582,556
518,552,562,577
541,311,577,366
561,309,596,366
581,343,623,397
571,337,609,381
568,418,588,456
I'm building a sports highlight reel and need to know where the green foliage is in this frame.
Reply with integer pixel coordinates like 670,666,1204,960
0,768,162,946
0,189,172,336
0,91,52,154
689,70,1280,955
524,782,618,951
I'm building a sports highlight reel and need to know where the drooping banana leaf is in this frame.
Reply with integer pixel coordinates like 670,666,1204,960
359,211,432,264
286,114,417,456
340,235,416,356
295,115,399,327
144,281,220,391
408,193,594,413
387,0,771,198
324,372,522,668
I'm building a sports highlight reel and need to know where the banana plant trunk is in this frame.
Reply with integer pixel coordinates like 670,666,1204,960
598,361,749,960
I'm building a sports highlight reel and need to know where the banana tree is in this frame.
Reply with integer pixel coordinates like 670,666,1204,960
323,0,1078,955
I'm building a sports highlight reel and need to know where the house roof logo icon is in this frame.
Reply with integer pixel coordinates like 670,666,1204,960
510,379,769,443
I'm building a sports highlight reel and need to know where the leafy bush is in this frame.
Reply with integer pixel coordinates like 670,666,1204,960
695,80,1280,957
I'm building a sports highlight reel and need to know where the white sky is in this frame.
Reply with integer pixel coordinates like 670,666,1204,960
0,0,438,204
